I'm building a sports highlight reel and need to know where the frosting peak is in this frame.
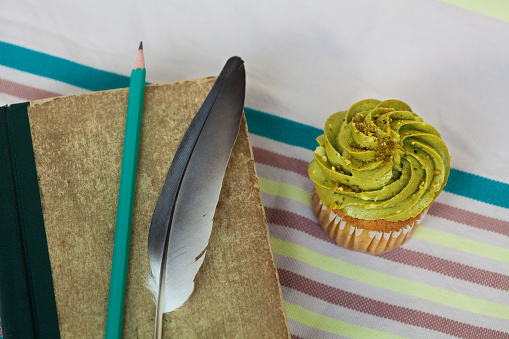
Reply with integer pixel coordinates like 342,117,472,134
309,99,450,221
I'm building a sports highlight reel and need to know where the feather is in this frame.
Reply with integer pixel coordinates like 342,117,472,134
147,57,245,338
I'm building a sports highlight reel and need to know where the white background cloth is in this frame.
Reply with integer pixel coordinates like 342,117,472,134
3,0,509,183
2,1,509,338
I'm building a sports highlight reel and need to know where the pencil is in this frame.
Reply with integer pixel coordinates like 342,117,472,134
105,42,146,339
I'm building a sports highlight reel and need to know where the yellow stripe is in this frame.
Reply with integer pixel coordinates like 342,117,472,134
259,176,509,264
273,238,509,320
285,301,405,339
258,176,312,206
440,0,509,23
414,226,509,264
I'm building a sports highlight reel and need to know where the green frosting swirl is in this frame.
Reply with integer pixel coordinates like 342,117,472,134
308,99,450,222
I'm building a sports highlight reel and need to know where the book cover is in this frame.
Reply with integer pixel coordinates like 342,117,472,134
0,77,289,338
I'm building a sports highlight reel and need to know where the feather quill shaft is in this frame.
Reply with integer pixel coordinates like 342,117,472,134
147,57,245,338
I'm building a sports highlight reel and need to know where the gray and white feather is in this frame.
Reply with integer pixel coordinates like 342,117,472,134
147,57,245,338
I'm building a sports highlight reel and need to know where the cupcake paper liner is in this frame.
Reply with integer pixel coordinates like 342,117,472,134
312,190,427,255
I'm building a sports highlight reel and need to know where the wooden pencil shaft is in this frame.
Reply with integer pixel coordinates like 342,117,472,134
105,66,146,338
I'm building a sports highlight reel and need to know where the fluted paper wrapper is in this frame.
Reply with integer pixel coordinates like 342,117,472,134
312,191,427,255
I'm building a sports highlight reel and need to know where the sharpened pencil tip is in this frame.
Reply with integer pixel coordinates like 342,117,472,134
133,43,145,69
139,42,143,50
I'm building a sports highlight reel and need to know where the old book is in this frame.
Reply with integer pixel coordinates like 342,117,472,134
0,77,290,338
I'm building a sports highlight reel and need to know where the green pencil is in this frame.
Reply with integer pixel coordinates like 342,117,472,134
105,42,146,339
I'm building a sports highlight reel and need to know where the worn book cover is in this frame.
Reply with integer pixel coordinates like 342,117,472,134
0,77,289,338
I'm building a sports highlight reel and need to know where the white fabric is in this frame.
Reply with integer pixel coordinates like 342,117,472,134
2,0,508,182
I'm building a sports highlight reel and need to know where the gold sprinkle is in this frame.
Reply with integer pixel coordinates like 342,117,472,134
338,186,344,192
411,141,416,145
333,202,339,209
322,155,328,162
331,166,336,171
433,169,441,175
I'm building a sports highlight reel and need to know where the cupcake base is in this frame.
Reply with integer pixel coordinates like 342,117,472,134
312,190,427,255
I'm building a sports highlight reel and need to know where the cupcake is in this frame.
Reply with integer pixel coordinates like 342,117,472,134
308,99,450,254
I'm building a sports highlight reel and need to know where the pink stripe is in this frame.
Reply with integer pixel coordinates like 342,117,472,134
265,207,334,244
379,248,509,291
0,78,61,100
254,146,509,236
265,206,509,291
252,147,308,177
279,268,509,338
429,202,509,236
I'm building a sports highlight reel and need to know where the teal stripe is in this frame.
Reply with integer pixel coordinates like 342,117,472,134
244,107,509,209
0,41,130,91
2,42,508,209
244,107,319,150
445,169,509,209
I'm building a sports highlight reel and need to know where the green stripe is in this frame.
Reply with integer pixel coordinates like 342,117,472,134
258,177,311,206
414,226,509,264
273,238,509,320
440,0,509,23
0,41,130,91
244,108,509,210
260,177,509,264
285,301,404,339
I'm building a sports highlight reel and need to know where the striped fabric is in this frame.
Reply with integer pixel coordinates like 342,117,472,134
247,131,509,338
1,3,509,335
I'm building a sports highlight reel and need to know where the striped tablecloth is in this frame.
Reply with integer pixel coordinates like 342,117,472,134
2,1,509,338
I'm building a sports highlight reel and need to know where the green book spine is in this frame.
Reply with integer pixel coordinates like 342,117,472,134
0,103,60,338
